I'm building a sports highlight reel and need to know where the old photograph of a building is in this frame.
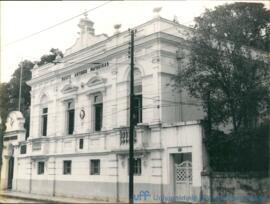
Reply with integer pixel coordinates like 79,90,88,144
0,1,269,203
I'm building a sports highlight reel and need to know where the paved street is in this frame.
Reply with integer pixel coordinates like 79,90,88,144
0,191,118,203
0,196,45,203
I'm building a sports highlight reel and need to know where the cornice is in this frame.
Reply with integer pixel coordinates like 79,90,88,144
62,16,189,60
28,32,187,86
18,151,112,159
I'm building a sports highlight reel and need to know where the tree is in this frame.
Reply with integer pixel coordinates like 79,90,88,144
0,83,10,130
9,60,33,109
0,48,63,137
0,48,63,173
194,3,270,52
37,48,63,66
8,60,34,137
0,83,9,169
176,3,270,132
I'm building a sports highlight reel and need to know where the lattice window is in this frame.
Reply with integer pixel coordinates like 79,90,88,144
175,161,192,184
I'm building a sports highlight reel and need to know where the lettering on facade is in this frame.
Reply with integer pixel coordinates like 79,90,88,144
61,62,109,81
89,62,109,72
74,69,87,77
62,75,71,81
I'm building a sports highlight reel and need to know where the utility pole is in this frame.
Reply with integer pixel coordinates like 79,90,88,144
128,28,135,204
18,63,23,111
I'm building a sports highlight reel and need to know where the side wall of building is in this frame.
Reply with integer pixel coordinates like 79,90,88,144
6,122,203,202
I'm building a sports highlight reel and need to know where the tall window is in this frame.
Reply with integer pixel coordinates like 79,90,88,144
37,161,45,175
90,159,100,175
128,157,142,176
63,160,72,175
79,139,84,149
134,69,142,125
40,94,48,137
134,95,142,124
93,93,103,131
67,101,75,135
134,158,142,175
41,108,48,136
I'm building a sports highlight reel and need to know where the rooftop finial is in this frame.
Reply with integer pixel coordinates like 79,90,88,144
114,24,121,34
173,15,179,24
33,63,39,69
153,7,162,18
55,53,62,61
78,10,95,35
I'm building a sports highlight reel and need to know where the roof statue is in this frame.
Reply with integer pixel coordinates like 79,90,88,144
153,7,162,18
173,15,179,24
114,24,121,34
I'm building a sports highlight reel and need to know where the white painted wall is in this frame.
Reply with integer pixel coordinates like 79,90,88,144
2,17,205,199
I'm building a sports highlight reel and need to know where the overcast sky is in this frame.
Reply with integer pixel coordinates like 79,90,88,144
1,1,269,83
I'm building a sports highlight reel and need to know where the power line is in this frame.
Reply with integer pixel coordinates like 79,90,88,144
26,101,201,121
5,9,190,49
11,18,190,69
26,103,201,138
143,96,202,107
4,1,112,47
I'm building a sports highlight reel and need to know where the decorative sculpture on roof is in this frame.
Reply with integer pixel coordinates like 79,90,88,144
153,7,162,18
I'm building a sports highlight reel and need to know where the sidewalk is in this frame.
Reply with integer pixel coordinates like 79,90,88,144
0,191,194,204
0,191,120,203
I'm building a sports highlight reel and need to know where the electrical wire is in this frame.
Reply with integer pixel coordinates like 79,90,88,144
4,1,113,47
25,92,202,124
27,101,201,123
14,18,202,130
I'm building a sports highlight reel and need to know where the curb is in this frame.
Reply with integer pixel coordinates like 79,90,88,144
0,192,128,204
0,193,71,203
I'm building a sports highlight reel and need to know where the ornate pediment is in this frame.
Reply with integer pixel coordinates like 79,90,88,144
61,84,79,94
87,76,107,87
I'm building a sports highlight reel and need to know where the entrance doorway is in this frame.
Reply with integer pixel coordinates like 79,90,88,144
7,156,14,190
173,153,192,201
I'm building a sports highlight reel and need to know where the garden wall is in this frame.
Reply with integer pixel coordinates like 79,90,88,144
201,171,269,204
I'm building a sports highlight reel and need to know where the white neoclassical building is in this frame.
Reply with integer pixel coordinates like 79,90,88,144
1,11,206,203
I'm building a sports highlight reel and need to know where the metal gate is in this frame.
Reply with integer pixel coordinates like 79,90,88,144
175,161,192,199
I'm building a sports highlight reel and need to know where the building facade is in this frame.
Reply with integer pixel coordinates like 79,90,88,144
1,12,205,203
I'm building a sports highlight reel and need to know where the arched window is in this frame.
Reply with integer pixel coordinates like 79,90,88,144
134,69,142,124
